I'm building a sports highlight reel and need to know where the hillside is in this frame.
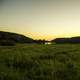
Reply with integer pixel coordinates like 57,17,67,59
0,31,34,45
0,31,48,45
52,37,80,43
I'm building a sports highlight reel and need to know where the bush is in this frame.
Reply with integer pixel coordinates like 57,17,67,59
0,40,15,46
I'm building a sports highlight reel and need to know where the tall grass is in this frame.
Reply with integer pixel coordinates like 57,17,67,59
0,44,80,80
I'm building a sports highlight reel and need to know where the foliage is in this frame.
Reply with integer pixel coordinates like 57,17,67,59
0,44,80,80
0,40,15,46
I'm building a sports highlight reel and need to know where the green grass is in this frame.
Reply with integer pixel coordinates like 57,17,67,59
0,44,80,80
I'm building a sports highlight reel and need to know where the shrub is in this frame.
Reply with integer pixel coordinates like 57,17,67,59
0,40,15,46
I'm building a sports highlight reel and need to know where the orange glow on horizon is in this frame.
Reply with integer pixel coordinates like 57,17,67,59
24,32,80,41
1,0,80,40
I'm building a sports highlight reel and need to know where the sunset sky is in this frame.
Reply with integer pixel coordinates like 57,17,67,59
0,0,80,40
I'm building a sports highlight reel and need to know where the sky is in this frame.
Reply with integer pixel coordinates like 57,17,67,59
0,0,80,40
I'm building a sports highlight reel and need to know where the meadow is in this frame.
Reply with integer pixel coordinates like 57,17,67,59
0,44,80,80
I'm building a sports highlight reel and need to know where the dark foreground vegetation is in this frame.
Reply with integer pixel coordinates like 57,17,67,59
1,31,80,80
0,44,80,80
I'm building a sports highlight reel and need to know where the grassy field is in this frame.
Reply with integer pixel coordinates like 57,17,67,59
0,44,80,80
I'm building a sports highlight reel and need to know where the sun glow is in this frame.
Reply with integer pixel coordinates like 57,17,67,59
0,0,80,40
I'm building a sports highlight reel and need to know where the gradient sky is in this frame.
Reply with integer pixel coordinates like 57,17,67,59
0,0,80,40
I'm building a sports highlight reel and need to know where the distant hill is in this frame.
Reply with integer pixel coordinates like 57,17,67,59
52,37,80,44
0,31,34,45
